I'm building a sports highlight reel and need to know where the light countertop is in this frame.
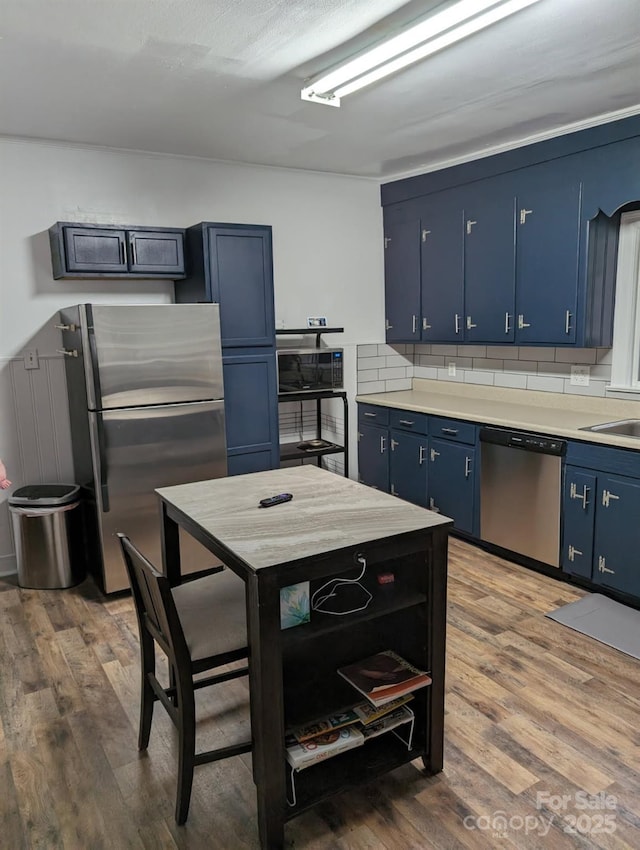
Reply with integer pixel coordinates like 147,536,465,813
356,379,640,450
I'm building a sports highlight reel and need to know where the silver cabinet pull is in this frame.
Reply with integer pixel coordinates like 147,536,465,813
120,240,126,265
454,314,461,334
54,323,77,332
412,314,417,333
418,446,426,465
130,237,137,265
391,484,398,496
390,438,398,451
598,555,615,575
466,220,477,235
430,448,440,461
57,348,78,357
505,313,511,334
518,314,531,329
429,497,439,512
384,237,391,248
380,435,386,454
423,317,431,330
399,419,414,426
464,456,472,478
519,208,533,225
568,545,583,562
385,319,393,330
422,229,431,242
565,310,573,335
441,427,458,435
602,489,620,507
364,412,377,418
569,482,590,509
466,315,477,330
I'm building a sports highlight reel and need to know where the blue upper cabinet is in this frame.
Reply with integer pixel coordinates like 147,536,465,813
463,178,516,343
420,193,465,343
384,218,421,342
381,116,640,348
514,159,582,344
177,223,275,348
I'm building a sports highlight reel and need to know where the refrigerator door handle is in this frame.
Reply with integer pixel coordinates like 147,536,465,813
91,411,110,513
85,306,104,411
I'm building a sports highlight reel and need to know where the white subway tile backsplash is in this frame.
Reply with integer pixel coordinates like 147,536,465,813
358,381,386,394
554,348,598,364
358,356,387,369
564,380,607,397
379,367,409,380
464,371,494,385
418,355,445,367
357,344,379,358
504,359,537,373
486,346,515,358
494,372,528,389
437,369,463,382
596,348,613,365
517,347,555,361
526,375,565,393
414,365,439,379
414,344,432,356
386,378,412,391
458,345,486,358
472,358,503,371
431,344,458,356
450,356,473,369
357,369,380,383
386,355,411,368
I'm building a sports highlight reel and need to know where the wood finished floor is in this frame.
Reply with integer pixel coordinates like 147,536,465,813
1,537,639,849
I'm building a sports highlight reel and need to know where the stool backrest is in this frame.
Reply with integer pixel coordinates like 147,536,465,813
117,533,188,665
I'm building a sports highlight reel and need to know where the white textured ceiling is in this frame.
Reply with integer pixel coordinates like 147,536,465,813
1,0,639,179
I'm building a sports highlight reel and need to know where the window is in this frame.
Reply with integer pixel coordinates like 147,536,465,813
609,211,640,392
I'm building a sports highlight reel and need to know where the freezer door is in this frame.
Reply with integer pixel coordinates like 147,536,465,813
89,400,227,593
83,303,224,409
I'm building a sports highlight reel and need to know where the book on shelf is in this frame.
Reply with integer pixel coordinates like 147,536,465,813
288,708,360,744
285,725,365,771
360,704,414,741
338,650,432,706
353,694,414,725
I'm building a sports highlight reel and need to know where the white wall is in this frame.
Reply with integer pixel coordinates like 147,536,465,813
0,138,385,572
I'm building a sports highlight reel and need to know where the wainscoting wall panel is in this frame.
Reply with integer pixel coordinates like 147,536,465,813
0,355,73,574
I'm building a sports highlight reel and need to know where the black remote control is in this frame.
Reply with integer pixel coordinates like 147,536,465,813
259,493,293,508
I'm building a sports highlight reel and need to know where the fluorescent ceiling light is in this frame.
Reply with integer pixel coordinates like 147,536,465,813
301,0,542,106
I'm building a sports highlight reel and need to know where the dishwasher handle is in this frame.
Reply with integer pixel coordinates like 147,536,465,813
479,426,566,456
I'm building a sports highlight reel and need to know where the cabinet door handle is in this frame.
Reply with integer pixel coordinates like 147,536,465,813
568,545,583,562
518,314,531,329
505,313,512,334
565,310,573,335
429,497,439,512
454,314,461,335
422,229,431,242
466,219,477,235
120,239,126,265
569,482,590,509
441,427,458,435
56,348,78,357
464,456,472,478
602,489,620,507
384,237,391,248
598,555,615,575
391,484,398,496
364,412,377,418
399,419,414,426
419,446,426,465
430,448,440,461
519,208,533,225
130,237,137,266
466,315,477,330
390,438,398,451
423,317,431,330
380,435,386,454
385,319,393,330
412,314,417,333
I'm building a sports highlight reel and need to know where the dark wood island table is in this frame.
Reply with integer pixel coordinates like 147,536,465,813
157,465,452,849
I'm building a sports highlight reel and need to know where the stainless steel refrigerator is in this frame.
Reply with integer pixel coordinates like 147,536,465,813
59,303,227,593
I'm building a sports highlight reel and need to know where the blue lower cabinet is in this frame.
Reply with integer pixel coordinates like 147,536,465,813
223,351,279,474
428,439,476,534
357,422,389,491
592,474,640,598
561,466,596,579
389,429,428,506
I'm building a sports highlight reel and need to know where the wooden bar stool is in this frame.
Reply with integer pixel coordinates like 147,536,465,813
117,533,252,824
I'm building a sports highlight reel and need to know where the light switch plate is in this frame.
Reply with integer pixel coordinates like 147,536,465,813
570,365,590,386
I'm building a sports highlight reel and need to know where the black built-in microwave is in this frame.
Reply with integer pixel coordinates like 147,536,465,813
277,348,344,394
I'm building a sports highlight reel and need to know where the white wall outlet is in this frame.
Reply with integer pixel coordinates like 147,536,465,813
570,365,590,386
24,350,39,370
448,362,456,377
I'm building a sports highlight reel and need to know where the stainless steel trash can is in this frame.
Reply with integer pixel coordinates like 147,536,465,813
9,484,85,589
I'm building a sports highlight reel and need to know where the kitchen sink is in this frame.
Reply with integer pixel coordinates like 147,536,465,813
580,419,640,437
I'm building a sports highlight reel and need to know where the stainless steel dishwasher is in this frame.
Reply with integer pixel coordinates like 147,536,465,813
479,427,566,568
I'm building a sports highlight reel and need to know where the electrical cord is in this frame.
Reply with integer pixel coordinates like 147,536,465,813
311,554,372,616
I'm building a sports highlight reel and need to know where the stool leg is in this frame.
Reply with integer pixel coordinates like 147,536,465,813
175,677,196,825
138,632,155,751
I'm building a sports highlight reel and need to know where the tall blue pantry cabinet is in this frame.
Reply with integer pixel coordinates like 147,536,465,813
175,223,279,474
